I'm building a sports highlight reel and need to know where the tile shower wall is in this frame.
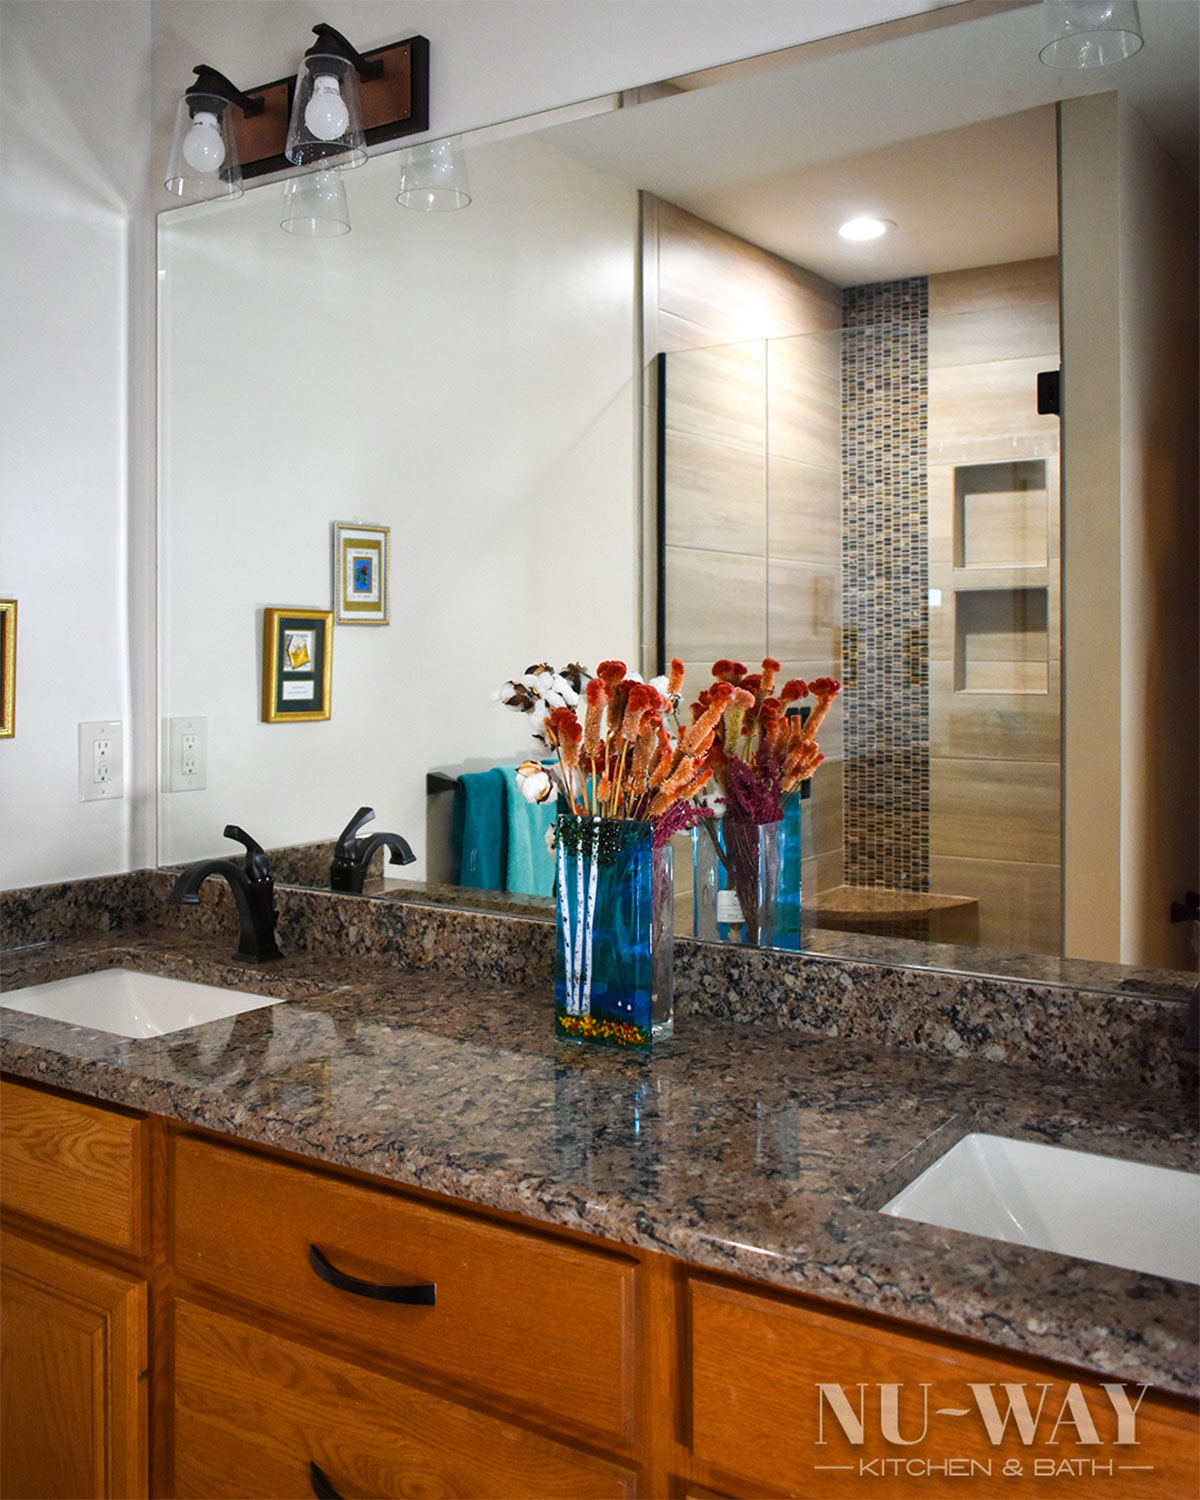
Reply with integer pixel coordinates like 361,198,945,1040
645,197,846,906
926,259,1062,954
841,279,930,890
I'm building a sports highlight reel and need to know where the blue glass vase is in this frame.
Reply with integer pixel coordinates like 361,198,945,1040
554,816,673,1051
692,796,802,950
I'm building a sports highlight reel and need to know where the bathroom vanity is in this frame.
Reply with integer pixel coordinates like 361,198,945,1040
2,873,1197,1498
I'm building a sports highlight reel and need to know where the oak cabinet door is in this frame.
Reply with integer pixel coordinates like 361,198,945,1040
0,1231,147,1500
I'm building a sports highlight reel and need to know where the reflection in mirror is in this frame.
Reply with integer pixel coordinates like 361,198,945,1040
159,5,1198,997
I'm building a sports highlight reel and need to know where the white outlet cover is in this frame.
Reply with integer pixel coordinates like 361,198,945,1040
166,715,207,792
79,721,124,801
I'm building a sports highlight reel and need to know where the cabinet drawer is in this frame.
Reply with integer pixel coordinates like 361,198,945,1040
173,1135,637,1445
174,1297,635,1500
688,1276,1200,1499
0,1080,145,1254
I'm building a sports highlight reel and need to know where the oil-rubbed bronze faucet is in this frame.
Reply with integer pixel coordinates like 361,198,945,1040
168,825,283,962
330,806,415,893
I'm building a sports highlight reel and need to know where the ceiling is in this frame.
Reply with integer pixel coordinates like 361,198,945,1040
538,0,1197,286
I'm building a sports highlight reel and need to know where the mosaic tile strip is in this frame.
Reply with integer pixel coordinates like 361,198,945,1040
841,278,930,889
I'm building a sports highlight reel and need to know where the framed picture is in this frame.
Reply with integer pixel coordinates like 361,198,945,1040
333,522,390,625
262,608,332,723
0,599,15,738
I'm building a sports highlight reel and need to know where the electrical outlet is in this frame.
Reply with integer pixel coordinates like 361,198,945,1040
166,716,207,792
79,721,124,801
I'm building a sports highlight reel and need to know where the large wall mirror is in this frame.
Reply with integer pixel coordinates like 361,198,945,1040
158,1,1198,991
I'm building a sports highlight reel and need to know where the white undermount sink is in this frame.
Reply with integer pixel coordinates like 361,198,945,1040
0,968,284,1039
881,1132,1200,1284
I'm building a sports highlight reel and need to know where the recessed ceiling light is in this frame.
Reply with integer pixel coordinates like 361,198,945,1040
839,215,895,242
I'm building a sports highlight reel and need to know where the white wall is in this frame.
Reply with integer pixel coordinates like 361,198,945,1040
0,0,962,890
0,0,154,888
158,135,639,871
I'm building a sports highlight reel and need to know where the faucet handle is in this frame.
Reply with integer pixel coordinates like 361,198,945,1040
335,807,376,857
223,824,271,883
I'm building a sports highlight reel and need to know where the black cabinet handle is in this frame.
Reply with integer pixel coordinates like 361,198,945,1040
308,1244,436,1305
309,1461,343,1500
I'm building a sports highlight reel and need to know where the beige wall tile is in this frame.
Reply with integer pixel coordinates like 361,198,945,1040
802,758,844,858
928,257,1059,319
928,660,1061,761
664,431,766,556
930,854,1062,954
929,301,1059,368
803,848,845,906
930,758,1060,864
767,559,840,664
653,198,841,347
660,340,765,450
928,356,1060,457
665,546,765,663
666,342,765,452
766,335,841,467
767,455,841,566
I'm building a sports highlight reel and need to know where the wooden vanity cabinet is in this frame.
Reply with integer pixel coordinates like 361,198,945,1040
3,1077,1198,1500
0,1080,151,1500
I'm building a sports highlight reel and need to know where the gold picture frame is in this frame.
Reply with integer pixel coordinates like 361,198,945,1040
333,522,390,625
262,608,332,723
0,600,15,738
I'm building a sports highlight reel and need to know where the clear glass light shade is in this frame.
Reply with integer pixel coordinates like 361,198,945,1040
1039,0,1144,68
280,170,351,237
396,137,472,211
164,94,243,201
285,54,367,169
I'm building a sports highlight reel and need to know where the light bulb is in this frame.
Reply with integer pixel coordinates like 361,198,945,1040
304,75,350,142
182,111,225,174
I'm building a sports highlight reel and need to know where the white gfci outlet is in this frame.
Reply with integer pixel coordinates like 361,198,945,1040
79,721,124,801
166,716,207,792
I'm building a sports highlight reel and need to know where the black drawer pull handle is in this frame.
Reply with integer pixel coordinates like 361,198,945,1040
309,1461,343,1500
308,1244,436,1305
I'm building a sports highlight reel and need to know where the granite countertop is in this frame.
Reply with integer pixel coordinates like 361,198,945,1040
1,926,1197,1398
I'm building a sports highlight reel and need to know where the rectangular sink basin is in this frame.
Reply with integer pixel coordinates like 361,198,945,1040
0,968,284,1039
881,1132,1200,1284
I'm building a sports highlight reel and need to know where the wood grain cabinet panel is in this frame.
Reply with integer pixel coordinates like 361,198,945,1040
173,1135,637,1445
0,1079,145,1254
687,1276,1199,1499
173,1297,635,1500
0,1230,147,1500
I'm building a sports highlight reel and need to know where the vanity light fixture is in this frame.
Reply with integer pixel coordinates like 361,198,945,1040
396,136,472,211
1038,0,1144,68
838,215,895,242
163,67,264,202
164,28,429,195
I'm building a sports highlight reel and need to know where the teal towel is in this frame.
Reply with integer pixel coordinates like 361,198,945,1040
452,769,506,890
497,764,557,898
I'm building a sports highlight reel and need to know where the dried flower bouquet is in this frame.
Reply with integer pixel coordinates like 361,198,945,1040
691,658,841,946
495,659,721,847
697,658,842,825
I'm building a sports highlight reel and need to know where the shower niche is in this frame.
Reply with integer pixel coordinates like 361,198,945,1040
952,460,1051,696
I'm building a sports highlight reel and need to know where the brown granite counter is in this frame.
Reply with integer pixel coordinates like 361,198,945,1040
2,909,1196,1399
